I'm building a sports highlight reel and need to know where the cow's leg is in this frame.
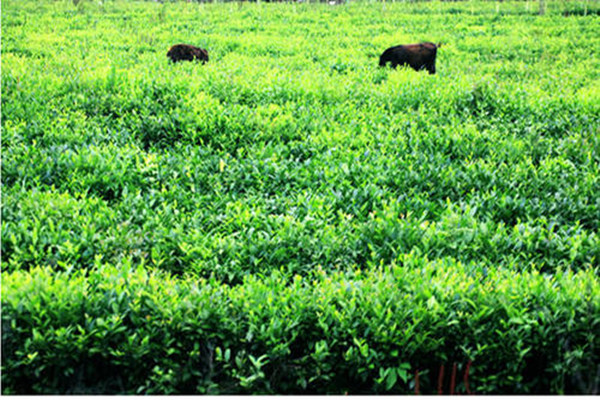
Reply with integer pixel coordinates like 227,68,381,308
427,62,436,75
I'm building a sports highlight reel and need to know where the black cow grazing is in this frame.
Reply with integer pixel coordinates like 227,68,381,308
167,44,209,64
379,42,441,74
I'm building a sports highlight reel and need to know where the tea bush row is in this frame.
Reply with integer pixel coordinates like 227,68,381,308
2,259,599,394
2,188,598,281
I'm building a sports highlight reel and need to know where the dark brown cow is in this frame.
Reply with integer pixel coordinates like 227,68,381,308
167,44,209,64
379,42,441,74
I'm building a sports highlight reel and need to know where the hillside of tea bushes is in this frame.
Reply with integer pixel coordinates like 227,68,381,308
2,0,599,394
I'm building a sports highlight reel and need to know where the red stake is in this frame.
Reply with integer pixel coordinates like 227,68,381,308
450,363,457,395
437,364,445,395
463,360,473,395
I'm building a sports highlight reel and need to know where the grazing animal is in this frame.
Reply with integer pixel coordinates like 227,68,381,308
167,44,209,64
379,42,441,74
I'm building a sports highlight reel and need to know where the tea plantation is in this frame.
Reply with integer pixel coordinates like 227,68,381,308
1,0,599,394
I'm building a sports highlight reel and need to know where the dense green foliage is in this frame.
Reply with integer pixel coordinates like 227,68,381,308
2,0,599,394
3,261,600,394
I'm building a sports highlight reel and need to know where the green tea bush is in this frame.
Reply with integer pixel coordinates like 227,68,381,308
2,261,599,394
2,0,599,394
